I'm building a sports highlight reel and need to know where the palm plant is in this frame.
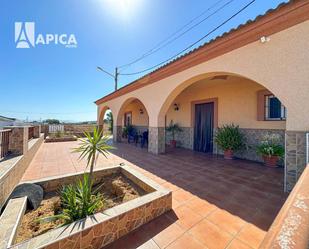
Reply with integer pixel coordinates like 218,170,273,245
41,174,104,224
39,127,114,224
72,127,114,188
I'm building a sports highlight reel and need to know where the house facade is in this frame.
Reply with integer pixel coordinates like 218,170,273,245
96,0,309,192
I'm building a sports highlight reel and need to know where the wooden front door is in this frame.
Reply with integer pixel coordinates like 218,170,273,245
124,112,132,126
194,102,214,153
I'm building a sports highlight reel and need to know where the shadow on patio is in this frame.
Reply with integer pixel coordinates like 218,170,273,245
105,142,288,249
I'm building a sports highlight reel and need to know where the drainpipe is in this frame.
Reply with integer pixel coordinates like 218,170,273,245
306,133,309,165
284,133,287,192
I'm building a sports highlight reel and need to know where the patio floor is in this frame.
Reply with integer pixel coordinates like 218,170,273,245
22,141,287,249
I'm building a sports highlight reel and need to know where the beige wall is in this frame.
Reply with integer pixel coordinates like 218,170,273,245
98,20,309,131
166,76,286,129
121,100,149,126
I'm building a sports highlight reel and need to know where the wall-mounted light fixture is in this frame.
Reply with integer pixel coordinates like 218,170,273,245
174,103,179,111
139,108,144,115
260,36,270,43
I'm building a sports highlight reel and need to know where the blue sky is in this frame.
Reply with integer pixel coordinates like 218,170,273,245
0,0,287,122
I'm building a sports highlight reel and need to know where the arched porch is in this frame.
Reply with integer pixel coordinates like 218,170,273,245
115,97,150,149
155,73,286,163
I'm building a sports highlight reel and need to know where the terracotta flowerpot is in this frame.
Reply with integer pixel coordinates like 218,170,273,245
224,149,234,160
263,155,279,167
170,140,177,148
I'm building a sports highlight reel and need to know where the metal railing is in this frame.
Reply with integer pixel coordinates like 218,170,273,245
48,124,64,133
0,129,11,159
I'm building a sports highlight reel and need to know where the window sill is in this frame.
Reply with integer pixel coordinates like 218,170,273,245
264,119,286,121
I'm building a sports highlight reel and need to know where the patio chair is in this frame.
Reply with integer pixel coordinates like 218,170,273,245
127,128,137,144
141,130,148,148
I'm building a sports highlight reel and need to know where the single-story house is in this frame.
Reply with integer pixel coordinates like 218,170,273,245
0,115,23,128
95,0,309,192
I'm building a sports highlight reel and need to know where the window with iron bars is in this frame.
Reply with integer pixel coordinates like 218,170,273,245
265,95,286,120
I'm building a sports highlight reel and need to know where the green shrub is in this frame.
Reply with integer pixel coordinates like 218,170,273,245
214,124,244,151
59,174,104,223
257,134,284,157
55,130,63,138
122,125,133,138
40,174,104,225
166,121,182,140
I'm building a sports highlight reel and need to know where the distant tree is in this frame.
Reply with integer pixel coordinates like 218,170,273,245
44,119,60,124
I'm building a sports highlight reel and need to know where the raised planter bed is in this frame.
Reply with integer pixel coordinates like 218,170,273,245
0,165,171,249
45,135,77,143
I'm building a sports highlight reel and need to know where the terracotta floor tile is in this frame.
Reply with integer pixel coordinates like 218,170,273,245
172,198,182,210
206,209,246,236
168,205,203,229
162,181,180,192
105,227,154,249
137,239,160,249
21,142,287,249
236,224,266,249
166,233,206,249
189,219,233,249
227,239,253,249
152,223,185,248
250,212,275,231
185,197,217,217
172,189,194,204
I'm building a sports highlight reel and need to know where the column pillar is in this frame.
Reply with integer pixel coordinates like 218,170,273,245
285,130,307,192
4,126,28,155
113,126,122,143
148,127,165,154
33,125,41,138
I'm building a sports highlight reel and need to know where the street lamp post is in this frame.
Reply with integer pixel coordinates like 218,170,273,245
97,66,119,91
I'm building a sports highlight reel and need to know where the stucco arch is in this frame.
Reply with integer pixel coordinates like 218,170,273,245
116,97,150,126
97,105,114,126
156,71,288,127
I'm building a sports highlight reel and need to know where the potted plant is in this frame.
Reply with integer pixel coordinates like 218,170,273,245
166,121,182,148
214,124,244,160
122,125,133,138
257,134,284,167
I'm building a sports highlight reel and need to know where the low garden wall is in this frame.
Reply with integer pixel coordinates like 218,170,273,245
259,165,309,248
41,124,111,138
0,132,44,210
45,135,77,143
63,124,97,135
0,165,172,249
